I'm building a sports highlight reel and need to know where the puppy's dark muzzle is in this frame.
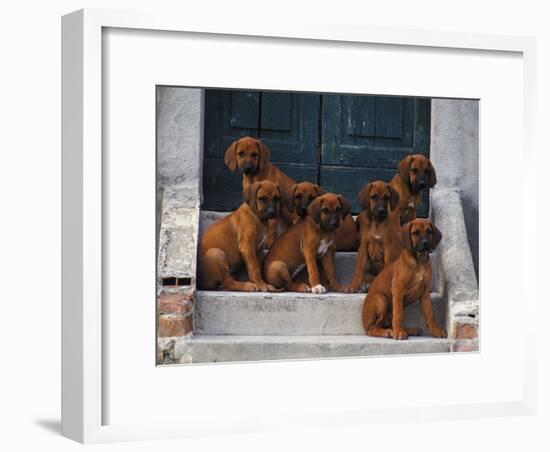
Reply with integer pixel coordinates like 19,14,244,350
242,162,255,174
327,217,340,231
414,180,427,190
417,238,431,252
262,204,278,220
297,205,308,217
374,206,387,219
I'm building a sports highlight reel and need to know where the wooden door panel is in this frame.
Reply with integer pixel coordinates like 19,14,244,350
320,94,430,215
203,90,319,210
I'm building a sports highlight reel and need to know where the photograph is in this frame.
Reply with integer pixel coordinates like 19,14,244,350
156,88,479,364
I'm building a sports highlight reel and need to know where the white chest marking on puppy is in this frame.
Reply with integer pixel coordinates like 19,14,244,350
408,202,415,208
373,234,382,240
317,239,333,257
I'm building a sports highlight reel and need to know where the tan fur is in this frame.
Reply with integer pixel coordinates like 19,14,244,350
361,219,446,340
263,193,350,293
390,154,437,225
347,181,401,292
198,181,282,292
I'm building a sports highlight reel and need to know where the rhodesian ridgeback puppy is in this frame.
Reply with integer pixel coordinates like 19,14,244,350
390,154,437,225
361,219,447,340
346,181,401,293
284,181,325,224
285,181,358,251
263,193,350,293
224,136,295,247
224,136,296,192
198,180,282,292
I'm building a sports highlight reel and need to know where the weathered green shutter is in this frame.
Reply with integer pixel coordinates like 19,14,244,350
202,90,320,210
319,95,431,214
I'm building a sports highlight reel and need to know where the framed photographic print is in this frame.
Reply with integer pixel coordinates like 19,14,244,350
62,8,536,443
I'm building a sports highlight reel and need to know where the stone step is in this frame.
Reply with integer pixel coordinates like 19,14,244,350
168,335,450,364
194,291,446,336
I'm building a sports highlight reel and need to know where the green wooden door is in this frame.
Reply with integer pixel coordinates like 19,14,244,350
319,95,431,214
203,90,320,210
202,89,431,215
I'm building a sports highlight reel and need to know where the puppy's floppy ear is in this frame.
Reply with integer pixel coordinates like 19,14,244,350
314,184,325,197
431,223,442,249
359,183,373,212
224,140,238,172
428,161,437,188
387,184,400,211
338,195,352,219
256,139,271,173
398,155,412,185
285,184,297,212
242,182,260,212
307,196,322,225
400,222,414,251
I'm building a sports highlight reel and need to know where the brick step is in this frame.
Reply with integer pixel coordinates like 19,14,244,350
164,335,450,364
194,291,446,336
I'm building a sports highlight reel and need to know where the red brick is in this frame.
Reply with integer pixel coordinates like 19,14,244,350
453,323,478,340
158,291,193,315
158,314,193,337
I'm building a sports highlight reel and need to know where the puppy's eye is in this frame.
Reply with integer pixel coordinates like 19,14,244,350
412,230,420,235
273,196,280,202
370,194,377,200
322,207,330,213
295,193,303,199
411,168,418,173
259,196,268,203
238,151,244,157
307,195,315,201
335,206,341,212
427,229,433,234
251,152,258,158
383,195,389,201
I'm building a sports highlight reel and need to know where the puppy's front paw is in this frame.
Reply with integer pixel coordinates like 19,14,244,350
391,328,409,340
299,283,311,293
430,327,447,338
243,282,260,292
344,284,360,293
311,284,326,294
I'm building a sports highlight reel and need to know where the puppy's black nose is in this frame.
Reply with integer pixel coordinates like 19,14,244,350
417,180,427,189
298,207,307,216
265,208,276,218
376,207,386,215
243,163,254,174
420,238,430,250
329,220,339,229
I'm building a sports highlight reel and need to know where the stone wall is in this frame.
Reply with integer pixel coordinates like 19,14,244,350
156,87,204,362
429,99,479,352
430,99,479,278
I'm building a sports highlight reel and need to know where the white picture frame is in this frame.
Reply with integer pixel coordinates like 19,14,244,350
62,8,537,443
